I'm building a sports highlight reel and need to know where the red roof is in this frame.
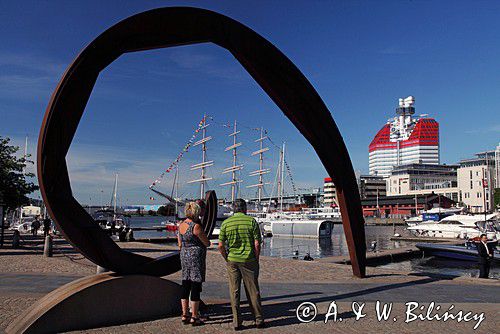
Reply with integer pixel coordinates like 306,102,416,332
369,118,439,153
324,177,332,182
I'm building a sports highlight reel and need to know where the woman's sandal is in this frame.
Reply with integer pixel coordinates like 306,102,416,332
181,314,191,325
190,317,205,326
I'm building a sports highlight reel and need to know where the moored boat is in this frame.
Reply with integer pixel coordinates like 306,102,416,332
416,241,499,263
405,207,463,227
407,213,499,239
270,219,334,238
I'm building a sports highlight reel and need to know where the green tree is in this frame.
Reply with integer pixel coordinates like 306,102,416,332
0,136,38,211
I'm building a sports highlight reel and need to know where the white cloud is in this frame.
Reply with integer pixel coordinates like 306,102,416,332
0,51,65,100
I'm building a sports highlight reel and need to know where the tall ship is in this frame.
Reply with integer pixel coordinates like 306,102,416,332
148,115,337,238
369,96,439,177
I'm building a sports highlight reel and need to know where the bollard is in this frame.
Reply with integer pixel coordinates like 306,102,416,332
12,230,20,248
43,235,53,257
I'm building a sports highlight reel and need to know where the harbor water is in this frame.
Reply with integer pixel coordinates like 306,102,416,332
129,216,498,278
129,216,412,259
378,257,500,279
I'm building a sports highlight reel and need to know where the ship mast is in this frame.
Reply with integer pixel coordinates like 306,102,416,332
220,120,244,203
18,136,28,224
275,142,286,211
248,127,270,207
188,115,213,198
112,173,118,220
280,143,286,211
170,165,179,217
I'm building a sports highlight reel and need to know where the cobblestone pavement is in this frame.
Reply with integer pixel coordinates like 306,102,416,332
68,302,499,334
1,235,499,333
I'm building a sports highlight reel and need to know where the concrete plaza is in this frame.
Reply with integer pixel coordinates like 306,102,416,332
0,234,498,333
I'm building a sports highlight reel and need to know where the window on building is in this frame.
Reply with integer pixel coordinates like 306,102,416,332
470,181,473,189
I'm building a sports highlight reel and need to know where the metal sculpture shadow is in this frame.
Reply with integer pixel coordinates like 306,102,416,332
37,7,366,277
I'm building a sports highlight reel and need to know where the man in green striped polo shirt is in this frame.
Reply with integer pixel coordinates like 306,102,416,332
218,199,265,330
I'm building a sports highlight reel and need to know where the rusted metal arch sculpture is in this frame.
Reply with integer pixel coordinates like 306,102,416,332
37,7,366,277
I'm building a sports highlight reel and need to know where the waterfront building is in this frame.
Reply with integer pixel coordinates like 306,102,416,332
358,175,386,199
361,194,455,217
369,96,440,177
457,150,497,213
323,177,338,207
386,163,459,202
496,143,500,188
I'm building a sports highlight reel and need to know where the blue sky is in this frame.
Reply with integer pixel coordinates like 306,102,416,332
1,0,499,205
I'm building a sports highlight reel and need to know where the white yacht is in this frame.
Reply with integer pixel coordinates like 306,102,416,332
405,207,464,227
407,213,499,239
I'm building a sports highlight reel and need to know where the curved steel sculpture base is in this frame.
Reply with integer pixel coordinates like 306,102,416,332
201,190,218,237
6,274,182,334
37,7,365,277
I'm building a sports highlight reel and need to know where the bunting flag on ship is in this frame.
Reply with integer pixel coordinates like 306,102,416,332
149,115,207,189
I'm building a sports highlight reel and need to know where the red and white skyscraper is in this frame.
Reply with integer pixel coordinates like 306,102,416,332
369,96,439,177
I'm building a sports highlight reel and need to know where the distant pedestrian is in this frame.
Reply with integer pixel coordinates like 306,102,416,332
43,218,51,237
303,253,314,261
31,218,41,236
476,234,494,278
218,199,265,330
178,202,210,326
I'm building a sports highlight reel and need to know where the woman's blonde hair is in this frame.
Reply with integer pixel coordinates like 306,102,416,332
184,201,201,220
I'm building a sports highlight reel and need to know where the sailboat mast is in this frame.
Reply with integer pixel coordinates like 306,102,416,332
188,115,213,198
248,127,270,208
280,142,286,211
200,116,207,198
258,128,264,203
232,121,238,201
22,136,27,174
113,173,118,215
18,136,28,224
221,120,244,203
276,144,283,211
175,166,179,216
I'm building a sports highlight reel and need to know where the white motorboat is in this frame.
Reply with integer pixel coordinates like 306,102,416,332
405,207,464,227
407,213,499,239
405,216,423,227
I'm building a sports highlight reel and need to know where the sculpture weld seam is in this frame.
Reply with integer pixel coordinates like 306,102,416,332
37,6,366,277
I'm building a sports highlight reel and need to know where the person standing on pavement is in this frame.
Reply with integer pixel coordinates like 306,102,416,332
31,217,41,236
43,217,51,237
178,202,211,326
476,234,494,278
218,199,265,331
